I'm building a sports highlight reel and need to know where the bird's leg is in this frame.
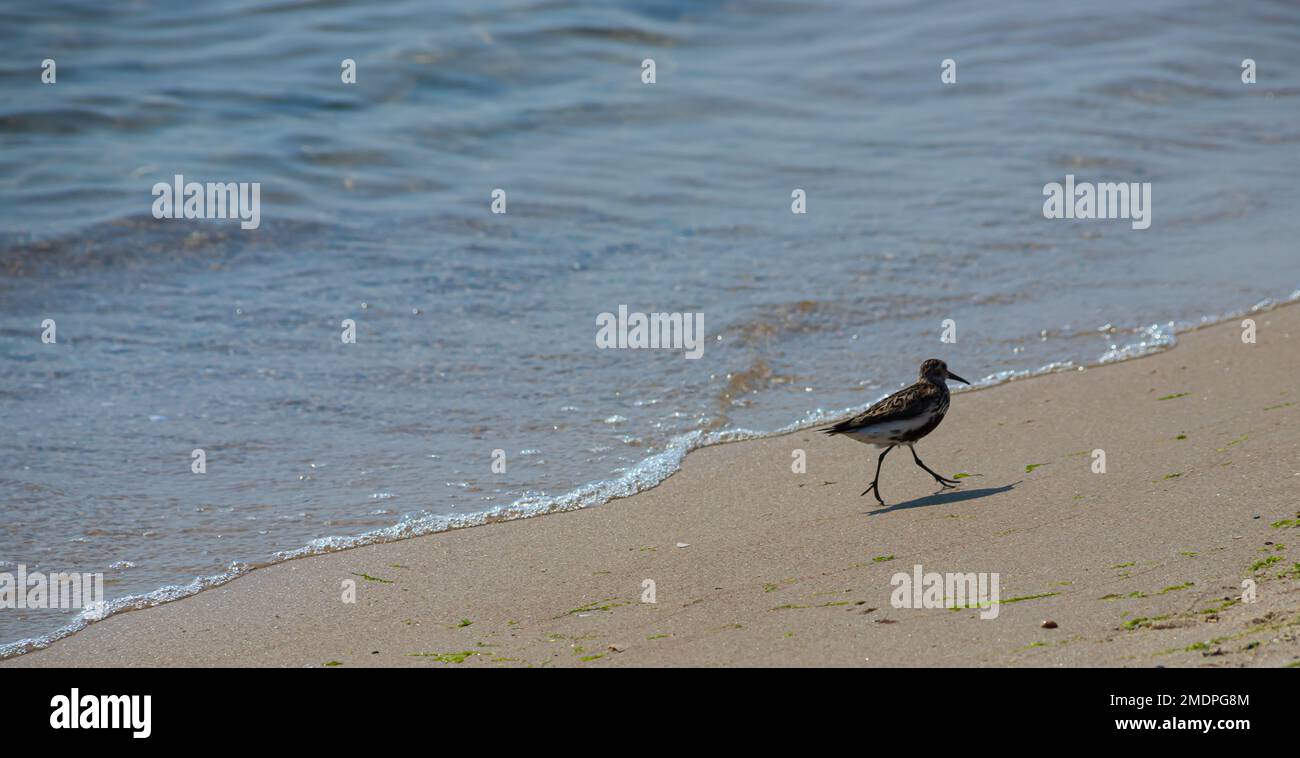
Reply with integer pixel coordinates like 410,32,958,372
861,445,893,504
909,445,959,487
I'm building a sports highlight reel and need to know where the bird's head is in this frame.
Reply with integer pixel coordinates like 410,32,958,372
919,359,970,386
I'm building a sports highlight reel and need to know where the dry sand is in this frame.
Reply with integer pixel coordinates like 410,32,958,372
6,305,1299,668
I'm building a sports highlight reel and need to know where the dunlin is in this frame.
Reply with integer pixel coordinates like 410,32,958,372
822,359,970,505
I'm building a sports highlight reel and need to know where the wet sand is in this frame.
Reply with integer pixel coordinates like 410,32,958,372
6,305,1299,667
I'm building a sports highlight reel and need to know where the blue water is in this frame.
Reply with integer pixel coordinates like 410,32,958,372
2,0,1299,654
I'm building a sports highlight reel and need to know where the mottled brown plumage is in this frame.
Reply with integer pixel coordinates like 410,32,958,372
822,379,948,444
822,359,969,505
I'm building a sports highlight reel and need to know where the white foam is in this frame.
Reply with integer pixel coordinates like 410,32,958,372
0,564,249,659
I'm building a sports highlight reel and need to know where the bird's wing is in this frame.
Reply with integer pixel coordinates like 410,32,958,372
821,381,941,435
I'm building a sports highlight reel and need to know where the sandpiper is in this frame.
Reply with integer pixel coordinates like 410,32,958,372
822,359,970,505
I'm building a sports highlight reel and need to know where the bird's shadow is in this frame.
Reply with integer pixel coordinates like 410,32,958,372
864,481,1020,517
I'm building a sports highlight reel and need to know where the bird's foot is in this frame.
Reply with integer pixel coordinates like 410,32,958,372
925,470,967,488
860,481,885,506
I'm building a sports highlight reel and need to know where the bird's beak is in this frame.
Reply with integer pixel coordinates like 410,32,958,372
947,371,971,385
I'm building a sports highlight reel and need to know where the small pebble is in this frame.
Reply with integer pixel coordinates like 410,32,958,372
1041,619,1058,629
676,542,689,548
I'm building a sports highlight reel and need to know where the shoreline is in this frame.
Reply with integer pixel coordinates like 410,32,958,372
5,302,1300,667
7,293,1297,662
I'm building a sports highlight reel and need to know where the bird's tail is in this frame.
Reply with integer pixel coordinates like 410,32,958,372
819,418,853,436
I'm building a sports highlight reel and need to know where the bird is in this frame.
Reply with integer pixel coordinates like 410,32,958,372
821,359,970,505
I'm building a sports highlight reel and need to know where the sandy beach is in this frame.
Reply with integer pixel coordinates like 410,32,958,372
6,305,1299,668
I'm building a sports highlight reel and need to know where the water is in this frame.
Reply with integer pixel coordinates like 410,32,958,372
2,0,1298,655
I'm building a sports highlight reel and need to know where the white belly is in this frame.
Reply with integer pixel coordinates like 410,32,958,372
842,413,935,444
